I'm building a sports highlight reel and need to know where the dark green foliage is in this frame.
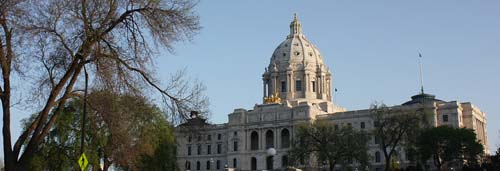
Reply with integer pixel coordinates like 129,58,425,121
23,91,177,171
489,147,500,170
416,126,484,171
289,120,370,171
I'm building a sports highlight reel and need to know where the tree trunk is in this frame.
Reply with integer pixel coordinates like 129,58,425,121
328,160,337,171
385,156,392,171
436,161,444,171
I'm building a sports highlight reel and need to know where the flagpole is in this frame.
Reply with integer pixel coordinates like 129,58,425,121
418,53,424,94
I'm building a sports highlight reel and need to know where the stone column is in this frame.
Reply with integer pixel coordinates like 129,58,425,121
274,128,280,150
263,80,266,100
305,73,309,92
273,76,277,94
287,73,291,93
317,75,322,95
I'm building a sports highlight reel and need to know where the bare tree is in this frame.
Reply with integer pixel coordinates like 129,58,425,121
290,120,370,171
1,0,203,170
370,103,427,171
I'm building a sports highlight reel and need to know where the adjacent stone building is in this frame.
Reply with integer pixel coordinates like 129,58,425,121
175,15,489,171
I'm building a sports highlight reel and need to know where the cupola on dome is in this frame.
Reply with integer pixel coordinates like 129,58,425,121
269,14,327,72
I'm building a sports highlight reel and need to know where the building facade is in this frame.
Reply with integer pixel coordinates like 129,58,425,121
175,15,489,171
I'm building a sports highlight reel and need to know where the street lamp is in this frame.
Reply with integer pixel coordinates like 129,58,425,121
267,148,276,170
267,148,277,156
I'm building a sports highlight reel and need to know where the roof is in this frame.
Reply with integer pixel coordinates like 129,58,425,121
402,93,444,105
178,117,210,127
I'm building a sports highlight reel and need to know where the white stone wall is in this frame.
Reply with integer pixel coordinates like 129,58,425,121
175,98,489,171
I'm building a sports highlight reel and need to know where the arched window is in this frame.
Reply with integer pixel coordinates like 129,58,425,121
266,130,274,148
185,161,191,170
281,129,290,148
282,155,289,167
206,160,211,170
250,131,259,150
196,161,200,170
251,157,257,170
233,158,237,168
375,151,381,163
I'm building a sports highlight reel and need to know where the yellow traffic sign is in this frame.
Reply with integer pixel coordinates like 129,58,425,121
78,153,89,171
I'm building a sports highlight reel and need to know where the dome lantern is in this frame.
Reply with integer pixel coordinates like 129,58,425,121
289,13,303,36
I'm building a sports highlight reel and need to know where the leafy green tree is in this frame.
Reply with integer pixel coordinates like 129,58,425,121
290,120,370,171
416,126,484,171
23,91,177,171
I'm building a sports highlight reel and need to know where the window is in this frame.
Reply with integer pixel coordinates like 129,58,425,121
281,129,290,148
188,145,192,155
347,123,352,127
281,81,286,92
406,150,411,161
206,160,211,170
374,121,380,127
266,156,273,170
251,131,259,150
196,161,201,170
216,160,220,169
251,157,257,170
218,134,221,140
197,145,201,155
233,158,237,168
217,144,221,154
443,115,449,122
207,145,211,154
312,81,316,92
375,136,380,145
188,136,192,142
207,135,212,141
265,130,274,148
295,80,302,91
334,124,339,130
360,122,365,129
185,161,191,170
198,135,202,141
375,151,381,163
234,131,237,136
233,141,238,151
282,155,289,167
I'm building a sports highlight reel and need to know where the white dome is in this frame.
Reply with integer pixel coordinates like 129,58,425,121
262,14,333,106
268,14,327,72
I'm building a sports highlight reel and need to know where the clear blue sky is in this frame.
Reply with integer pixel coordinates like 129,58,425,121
2,0,499,157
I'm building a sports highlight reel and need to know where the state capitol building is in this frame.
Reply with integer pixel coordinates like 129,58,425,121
175,15,489,171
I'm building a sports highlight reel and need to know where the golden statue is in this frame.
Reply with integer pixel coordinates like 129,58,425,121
264,92,281,104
